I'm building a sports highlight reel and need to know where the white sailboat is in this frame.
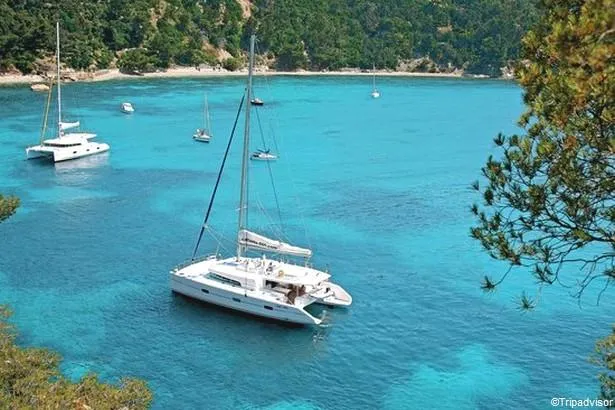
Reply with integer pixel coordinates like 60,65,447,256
26,22,110,163
193,94,212,143
120,102,135,113
371,63,380,99
170,35,352,325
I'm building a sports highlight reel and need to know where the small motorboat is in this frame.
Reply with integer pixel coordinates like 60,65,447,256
250,98,264,106
251,148,277,161
120,102,135,113
371,90,380,99
193,129,211,143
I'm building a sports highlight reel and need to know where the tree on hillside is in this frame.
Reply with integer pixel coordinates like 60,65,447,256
470,0,614,400
0,194,19,223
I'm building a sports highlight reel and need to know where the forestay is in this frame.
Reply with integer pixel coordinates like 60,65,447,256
238,230,312,258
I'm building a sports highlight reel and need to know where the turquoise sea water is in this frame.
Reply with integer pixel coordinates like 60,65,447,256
0,76,612,409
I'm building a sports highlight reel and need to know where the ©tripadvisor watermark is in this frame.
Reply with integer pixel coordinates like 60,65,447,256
551,398,614,408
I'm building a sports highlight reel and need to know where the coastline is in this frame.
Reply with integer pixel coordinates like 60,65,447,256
0,66,488,87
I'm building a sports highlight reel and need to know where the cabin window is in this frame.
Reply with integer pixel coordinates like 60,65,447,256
45,143,80,147
201,289,209,294
264,306,273,311
207,272,241,287
232,298,241,303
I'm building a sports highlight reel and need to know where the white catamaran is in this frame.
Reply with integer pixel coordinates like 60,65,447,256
26,22,109,163
170,35,352,325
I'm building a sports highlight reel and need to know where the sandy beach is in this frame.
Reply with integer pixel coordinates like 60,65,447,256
0,66,469,87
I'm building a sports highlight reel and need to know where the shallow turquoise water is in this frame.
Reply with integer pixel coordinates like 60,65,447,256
0,76,612,409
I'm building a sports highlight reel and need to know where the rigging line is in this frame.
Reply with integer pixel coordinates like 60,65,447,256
205,226,233,256
254,107,284,233
254,194,287,241
254,40,281,154
39,78,54,144
255,41,281,146
281,146,312,250
191,93,246,261
254,40,311,250
254,104,268,150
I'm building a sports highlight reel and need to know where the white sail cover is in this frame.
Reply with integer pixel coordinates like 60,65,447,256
238,230,312,258
60,121,80,130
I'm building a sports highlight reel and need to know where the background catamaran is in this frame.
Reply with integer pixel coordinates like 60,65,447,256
26,22,109,163
170,35,351,325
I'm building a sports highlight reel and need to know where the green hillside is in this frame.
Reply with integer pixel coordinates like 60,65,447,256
0,0,538,76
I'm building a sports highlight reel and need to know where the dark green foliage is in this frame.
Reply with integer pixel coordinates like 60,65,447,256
0,0,243,73
593,326,615,405
117,48,158,73
222,56,243,71
252,0,538,74
0,306,152,408
0,195,19,223
0,0,538,75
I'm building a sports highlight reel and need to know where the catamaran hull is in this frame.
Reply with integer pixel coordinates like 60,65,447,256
250,155,277,161
170,274,321,325
26,143,110,162
25,148,53,160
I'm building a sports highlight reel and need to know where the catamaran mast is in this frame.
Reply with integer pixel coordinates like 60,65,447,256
56,22,62,138
237,34,255,259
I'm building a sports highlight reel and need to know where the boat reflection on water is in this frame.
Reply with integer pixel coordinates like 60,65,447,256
53,151,110,172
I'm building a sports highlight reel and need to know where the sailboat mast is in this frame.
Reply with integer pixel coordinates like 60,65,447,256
205,93,211,133
56,22,62,137
237,34,255,259
372,63,376,90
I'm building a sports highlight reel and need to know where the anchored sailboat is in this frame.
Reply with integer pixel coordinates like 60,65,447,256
371,63,380,99
170,35,352,325
193,93,212,143
26,22,110,163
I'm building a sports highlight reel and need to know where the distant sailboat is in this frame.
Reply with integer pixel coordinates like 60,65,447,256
26,22,110,162
193,94,212,143
371,63,380,99
120,102,135,113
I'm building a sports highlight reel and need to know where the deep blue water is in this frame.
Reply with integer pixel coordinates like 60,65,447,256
0,76,612,409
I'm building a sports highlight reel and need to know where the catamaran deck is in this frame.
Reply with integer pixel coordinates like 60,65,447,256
172,256,330,307
175,256,330,286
